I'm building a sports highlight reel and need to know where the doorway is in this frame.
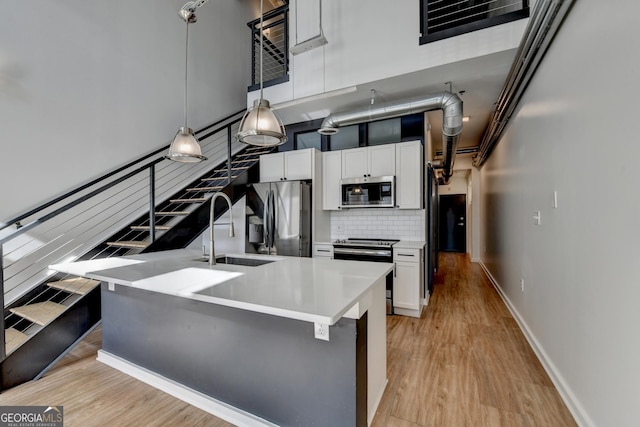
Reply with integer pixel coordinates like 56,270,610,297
439,194,466,253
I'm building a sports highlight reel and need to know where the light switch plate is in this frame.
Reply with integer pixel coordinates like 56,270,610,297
533,211,542,225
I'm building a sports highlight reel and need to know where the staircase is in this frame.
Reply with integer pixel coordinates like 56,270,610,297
101,147,272,253
1,137,274,389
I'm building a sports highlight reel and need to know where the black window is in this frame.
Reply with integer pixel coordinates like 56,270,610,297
420,0,529,45
295,131,322,150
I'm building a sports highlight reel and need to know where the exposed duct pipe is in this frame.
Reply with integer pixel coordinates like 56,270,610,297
318,91,463,183
474,0,575,167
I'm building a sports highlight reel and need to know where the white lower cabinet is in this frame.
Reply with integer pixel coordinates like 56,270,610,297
313,243,334,259
393,247,424,317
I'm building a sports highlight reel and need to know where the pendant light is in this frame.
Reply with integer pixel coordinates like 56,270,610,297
166,2,207,162
237,0,287,146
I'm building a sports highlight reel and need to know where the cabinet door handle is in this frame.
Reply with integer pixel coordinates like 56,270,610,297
397,253,415,257
317,249,330,253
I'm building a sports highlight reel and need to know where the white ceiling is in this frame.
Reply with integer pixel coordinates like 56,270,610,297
273,49,518,160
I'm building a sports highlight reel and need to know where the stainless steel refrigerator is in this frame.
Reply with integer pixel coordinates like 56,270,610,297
245,181,311,257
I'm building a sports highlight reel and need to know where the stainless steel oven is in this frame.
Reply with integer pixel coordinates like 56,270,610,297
333,238,398,314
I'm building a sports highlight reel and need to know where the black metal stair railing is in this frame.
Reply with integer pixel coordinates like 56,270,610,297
247,3,289,91
0,108,259,383
0,141,274,390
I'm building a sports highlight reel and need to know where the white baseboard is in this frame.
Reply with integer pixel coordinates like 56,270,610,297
368,378,388,427
394,307,421,318
97,350,277,427
422,293,430,308
478,262,595,427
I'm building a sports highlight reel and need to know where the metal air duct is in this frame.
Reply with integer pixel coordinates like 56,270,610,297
318,91,463,183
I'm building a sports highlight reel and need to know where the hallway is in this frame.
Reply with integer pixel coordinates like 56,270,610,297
0,254,577,426
372,253,576,426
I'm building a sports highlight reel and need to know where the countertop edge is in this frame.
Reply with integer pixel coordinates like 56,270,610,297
51,250,393,326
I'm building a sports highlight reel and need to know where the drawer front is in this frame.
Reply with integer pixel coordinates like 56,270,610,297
393,248,420,262
313,244,334,258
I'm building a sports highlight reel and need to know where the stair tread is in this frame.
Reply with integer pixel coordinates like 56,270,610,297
186,186,224,192
47,277,100,295
5,328,29,354
215,167,248,171
235,150,272,157
169,198,207,203
130,225,171,230
106,240,148,249
155,211,190,215
201,175,240,182
10,301,67,326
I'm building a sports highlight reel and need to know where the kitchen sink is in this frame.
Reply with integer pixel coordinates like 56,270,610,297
194,256,275,267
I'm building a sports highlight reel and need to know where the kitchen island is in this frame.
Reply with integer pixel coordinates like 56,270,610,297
51,249,392,427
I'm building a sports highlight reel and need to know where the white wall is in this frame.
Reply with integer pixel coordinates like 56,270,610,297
479,2,640,426
253,0,527,108
0,0,252,221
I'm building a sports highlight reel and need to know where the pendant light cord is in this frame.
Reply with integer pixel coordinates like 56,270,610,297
184,20,190,128
259,0,264,100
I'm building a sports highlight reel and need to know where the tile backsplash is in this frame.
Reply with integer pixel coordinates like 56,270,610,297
330,209,426,241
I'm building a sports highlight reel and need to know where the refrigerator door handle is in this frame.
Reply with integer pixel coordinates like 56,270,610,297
263,190,271,248
267,189,276,248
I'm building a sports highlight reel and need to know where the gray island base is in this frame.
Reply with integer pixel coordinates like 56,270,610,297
51,250,389,427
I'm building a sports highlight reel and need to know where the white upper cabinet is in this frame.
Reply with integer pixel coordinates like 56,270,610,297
395,141,423,209
342,145,396,179
285,150,315,180
368,145,396,177
322,151,342,210
260,149,315,182
259,154,285,182
341,148,368,178
323,141,423,210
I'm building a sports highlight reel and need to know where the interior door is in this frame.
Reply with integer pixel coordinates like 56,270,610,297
439,194,466,253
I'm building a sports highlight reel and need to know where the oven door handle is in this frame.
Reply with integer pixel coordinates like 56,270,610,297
333,247,392,257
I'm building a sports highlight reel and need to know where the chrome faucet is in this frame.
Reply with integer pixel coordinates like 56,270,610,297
209,192,235,265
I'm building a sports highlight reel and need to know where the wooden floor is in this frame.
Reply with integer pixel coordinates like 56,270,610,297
372,253,576,427
0,253,576,426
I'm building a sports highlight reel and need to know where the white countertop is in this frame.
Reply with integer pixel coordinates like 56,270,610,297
394,241,426,249
50,250,393,326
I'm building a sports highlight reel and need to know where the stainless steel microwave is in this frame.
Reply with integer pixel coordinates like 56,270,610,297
340,176,395,208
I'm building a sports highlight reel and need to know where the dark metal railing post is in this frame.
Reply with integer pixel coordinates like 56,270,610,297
251,26,257,87
149,165,156,243
1,245,6,360
227,126,233,183
284,8,289,76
